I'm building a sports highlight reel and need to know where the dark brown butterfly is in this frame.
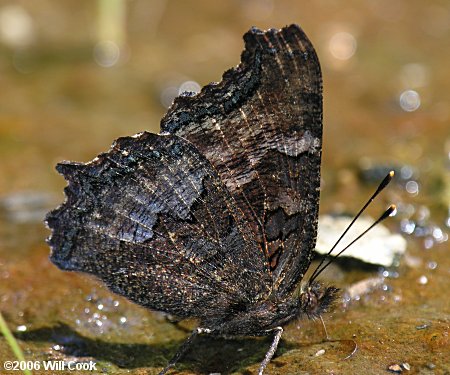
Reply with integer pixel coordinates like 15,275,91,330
46,24,366,374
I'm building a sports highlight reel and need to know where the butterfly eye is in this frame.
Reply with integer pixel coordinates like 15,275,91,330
299,286,316,316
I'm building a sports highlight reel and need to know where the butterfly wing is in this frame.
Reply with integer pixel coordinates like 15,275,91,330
161,25,323,297
46,133,271,318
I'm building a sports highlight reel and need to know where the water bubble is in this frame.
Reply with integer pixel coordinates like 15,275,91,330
0,5,34,47
405,180,419,195
418,275,428,285
400,165,414,180
399,90,421,112
427,261,437,270
400,219,415,234
329,32,357,60
160,86,178,108
414,225,428,237
424,237,434,249
432,227,447,243
179,80,201,95
93,40,121,68
417,206,430,222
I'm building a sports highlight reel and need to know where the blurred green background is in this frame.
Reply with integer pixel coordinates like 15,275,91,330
0,1,448,374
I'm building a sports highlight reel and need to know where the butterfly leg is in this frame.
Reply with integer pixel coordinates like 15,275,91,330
258,326,283,375
158,327,211,375
319,315,330,340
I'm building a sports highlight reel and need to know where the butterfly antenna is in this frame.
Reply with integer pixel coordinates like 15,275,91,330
310,204,397,283
309,170,395,283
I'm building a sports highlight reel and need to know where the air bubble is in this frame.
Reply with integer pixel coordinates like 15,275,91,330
399,90,421,112
329,32,357,60
405,180,419,195
93,40,121,68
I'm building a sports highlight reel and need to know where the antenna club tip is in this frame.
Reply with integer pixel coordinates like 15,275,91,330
377,170,395,192
378,204,397,221
389,204,397,216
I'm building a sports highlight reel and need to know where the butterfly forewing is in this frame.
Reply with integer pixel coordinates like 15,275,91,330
161,25,323,296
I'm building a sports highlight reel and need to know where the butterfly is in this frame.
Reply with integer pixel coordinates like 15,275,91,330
46,24,344,374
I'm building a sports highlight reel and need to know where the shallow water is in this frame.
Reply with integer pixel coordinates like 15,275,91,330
0,1,449,374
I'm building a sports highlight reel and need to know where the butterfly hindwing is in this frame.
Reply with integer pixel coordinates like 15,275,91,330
46,133,272,318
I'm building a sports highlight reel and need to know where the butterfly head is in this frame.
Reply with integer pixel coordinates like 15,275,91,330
299,281,339,319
